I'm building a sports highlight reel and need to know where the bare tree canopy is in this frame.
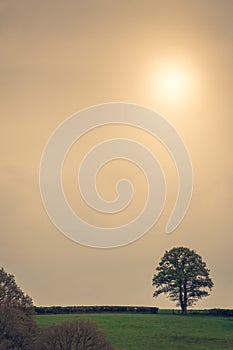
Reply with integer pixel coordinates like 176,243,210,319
36,319,114,350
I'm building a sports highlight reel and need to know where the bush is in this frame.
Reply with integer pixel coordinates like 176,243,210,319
0,305,38,350
36,319,114,350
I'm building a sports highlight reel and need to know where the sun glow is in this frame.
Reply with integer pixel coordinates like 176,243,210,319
149,62,197,106
161,69,187,95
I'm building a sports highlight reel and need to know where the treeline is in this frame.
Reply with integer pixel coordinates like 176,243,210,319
35,306,233,317
35,305,159,314
167,308,233,317
190,308,233,317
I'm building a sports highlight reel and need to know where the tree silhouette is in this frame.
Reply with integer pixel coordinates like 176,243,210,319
152,247,214,315
0,267,34,314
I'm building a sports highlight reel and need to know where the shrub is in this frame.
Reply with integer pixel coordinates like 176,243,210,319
36,319,114,350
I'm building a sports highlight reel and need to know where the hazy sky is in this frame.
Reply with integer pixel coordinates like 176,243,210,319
1,0,233,308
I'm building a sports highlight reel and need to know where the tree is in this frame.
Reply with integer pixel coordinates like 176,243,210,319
152,247,214,315
0,267,34,314
0,305,38,350
36,319,114,350
0,267,37,349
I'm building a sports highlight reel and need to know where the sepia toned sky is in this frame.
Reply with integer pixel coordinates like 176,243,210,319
1,0,233,308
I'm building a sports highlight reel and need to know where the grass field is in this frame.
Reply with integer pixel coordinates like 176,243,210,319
35,313,233,350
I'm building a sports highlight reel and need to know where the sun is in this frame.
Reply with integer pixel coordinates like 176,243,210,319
148,62,196,105
161,69,187,96
156,66,190,100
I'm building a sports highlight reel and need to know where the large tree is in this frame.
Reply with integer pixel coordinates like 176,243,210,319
152,247,214,315
0,267,34,314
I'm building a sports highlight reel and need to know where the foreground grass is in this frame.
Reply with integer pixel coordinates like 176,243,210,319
35,313,233,350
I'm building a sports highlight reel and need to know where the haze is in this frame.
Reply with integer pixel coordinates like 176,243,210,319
1,0,232,309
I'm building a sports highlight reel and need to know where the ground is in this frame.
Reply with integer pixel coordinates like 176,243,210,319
35,313,233,350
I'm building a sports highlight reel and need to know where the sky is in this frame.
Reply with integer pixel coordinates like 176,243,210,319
1,0,233,309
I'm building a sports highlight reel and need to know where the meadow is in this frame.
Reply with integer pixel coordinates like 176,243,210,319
35,313,233,350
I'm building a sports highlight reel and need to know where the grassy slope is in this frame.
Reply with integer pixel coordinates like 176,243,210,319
35,313,233,350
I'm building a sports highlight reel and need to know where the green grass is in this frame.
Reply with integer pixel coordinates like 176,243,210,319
35,313,233,350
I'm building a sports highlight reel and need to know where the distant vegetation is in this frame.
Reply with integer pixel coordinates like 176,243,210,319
34,306,233,317
35,305,158,315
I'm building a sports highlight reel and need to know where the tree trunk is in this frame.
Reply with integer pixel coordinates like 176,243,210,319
182,282,187,316
181,304,187,315
179,284,187,315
